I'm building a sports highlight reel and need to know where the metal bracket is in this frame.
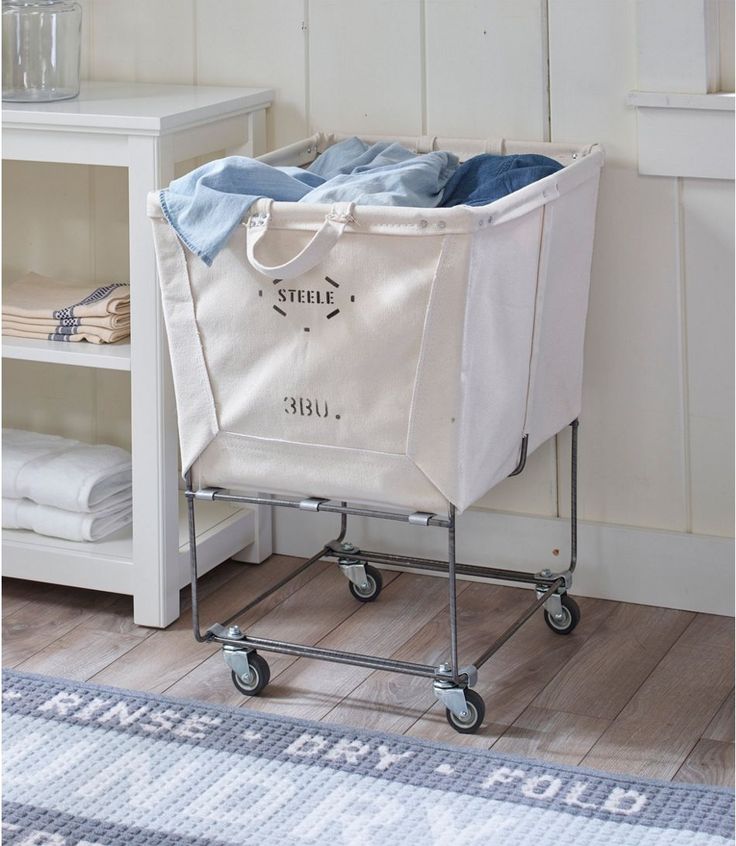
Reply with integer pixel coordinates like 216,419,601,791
299,497,328,511
325,539,361,556
194,487,222,501
535,568,573,591
220,623,254,678
435,663,478,687
433,679,471,719
223,644,254,678
206,623,230,640
338,558,370,590
408,511,435,526
535,573,573,623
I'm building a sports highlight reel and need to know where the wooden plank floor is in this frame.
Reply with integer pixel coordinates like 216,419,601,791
3,555,734,786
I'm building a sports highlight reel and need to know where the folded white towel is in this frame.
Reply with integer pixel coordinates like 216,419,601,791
2,429,132,512
2,496,132,542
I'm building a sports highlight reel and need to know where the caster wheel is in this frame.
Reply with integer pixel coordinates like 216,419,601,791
543,594,581,635
445,688,485,734
348,564,383,602
231,652,270,696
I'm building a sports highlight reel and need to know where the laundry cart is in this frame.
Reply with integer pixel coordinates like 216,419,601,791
149,132,603,733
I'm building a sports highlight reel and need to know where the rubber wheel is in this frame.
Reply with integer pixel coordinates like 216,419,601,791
231,652,271,696
543,594,581,635
445,688,486,734
348,564,383,602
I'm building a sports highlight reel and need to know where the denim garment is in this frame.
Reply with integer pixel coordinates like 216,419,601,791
160,138,458,266
440,153,563,208
301,148,458,208
159,157,315,266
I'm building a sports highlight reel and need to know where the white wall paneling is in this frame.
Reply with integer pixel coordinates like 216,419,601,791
8,0,731,612
720,0,736,91
90,0,196,84
195,0,308,149
681,177,735,536
549,1,690,534
308,0,423,135
475,441,558,517
2,161,95,283
557,166,689,532
425,0,548,140
637,0,720,94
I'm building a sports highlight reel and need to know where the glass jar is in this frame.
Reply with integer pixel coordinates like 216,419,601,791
2,0,82,102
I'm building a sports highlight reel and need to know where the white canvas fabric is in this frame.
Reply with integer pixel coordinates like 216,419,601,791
149,133,603,514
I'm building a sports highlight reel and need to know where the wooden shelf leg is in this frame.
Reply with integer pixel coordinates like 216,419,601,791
128,134,180,627
231,496,274,564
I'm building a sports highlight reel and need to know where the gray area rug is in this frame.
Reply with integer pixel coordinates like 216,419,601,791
3,669,734,845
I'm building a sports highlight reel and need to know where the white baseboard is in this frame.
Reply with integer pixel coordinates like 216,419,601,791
272,507,734,616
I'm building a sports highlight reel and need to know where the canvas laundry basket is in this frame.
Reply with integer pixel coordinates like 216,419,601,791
149,132,603,514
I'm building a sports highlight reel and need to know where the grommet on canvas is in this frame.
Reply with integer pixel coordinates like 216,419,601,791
437,220,446,229
419,219,428,229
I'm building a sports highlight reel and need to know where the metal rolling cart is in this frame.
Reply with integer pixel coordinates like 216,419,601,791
185,420,580,735
151,132,604,735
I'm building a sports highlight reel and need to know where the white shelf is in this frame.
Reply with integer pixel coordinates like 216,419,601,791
2,335,131,371
2,495,256,596
2,81,274,134
2,81,273,625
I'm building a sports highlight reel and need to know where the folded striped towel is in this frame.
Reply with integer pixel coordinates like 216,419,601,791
5,313,130,330
3,272,130,320
2,496,132,542
3,323,130,345
2,429,132,513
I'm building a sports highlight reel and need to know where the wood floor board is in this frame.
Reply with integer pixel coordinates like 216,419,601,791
581,614,734,780
164,566,398,706
240,572,454,722
406,595,614,748
2,578,51,618
673,738,735,788
490,705,610,767
324,583,529,736
703,690,735,743
73,594,152,640
173,559,247,620
531,602,695,720
88,556,329,692
2,584,119,668
14,627,145,681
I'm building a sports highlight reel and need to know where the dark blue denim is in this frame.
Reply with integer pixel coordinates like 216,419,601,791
440,153,563,208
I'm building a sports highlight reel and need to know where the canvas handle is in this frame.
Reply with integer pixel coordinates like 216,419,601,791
246,202,355,279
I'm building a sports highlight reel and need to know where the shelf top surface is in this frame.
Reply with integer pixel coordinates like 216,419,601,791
2,81,274,133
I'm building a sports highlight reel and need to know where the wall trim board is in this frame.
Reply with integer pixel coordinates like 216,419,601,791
271,506,734,616
628,91,735,179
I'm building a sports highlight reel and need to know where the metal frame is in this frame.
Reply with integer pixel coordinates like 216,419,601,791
185,420,580,722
